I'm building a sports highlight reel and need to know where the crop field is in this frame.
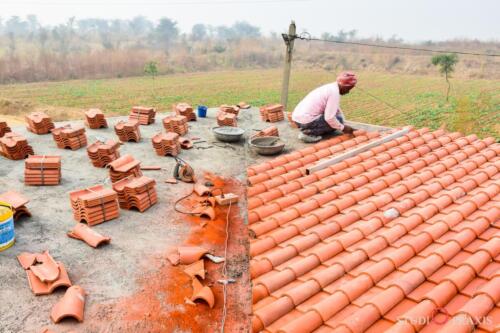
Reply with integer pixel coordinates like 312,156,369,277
0,68,498,138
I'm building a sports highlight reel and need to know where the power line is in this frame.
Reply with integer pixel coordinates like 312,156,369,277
1,0,310,4
293,33,500,57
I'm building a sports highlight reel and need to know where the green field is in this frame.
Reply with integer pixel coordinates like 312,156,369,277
0,69,498,138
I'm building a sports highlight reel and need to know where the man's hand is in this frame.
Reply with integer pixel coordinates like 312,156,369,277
342,125,355,134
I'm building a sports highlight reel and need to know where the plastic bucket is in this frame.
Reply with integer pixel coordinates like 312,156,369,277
0,201,14,252
197,105,208,118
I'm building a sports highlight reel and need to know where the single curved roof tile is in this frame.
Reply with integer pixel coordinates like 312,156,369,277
67,223,111,248
50,285,86,323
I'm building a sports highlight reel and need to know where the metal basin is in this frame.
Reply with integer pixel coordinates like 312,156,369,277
212,126,245,142
250,136,285,155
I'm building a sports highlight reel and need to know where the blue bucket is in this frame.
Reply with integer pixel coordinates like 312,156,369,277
0,202,14,252
197,105,208,118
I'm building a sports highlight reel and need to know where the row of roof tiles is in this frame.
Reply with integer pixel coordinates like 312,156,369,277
247,127,499,333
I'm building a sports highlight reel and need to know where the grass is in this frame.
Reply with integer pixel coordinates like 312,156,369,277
0,68,498,138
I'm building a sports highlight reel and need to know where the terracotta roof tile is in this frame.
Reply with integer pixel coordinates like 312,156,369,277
248,128,500,332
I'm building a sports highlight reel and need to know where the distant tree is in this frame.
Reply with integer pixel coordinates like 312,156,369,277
26,15,39,34
6,16,29,36
7,32,16,56
216,26,236,41
231,21,261,38
144,61,158,79
335,29,348,42
191,24,207,41
155,17,179,52
347,29,357,40
431,53,458,101
129,16,152,36
38,27,49,51
321,32,334,41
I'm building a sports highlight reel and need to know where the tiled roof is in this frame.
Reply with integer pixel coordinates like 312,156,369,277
247,128,500,333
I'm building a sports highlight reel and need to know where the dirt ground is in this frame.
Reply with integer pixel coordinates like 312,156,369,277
0,106,385,333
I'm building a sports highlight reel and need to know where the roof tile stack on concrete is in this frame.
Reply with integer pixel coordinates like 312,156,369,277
107,154,143,183
152,132,181,156
253,126,280,139
247,127,500,333
112,175,158,212
217,110,238,127
220,104,241,117
0,121,12,137
114,120,141,142
129,106,156,125
24,155,61,186
173,103,197,121
51,125,87,150
87,139,121,168
69,185,120,225
163,115,189,135
0,190,31,221
0,132,34,160
85,108,108,129
25,111,55,135
260,104,285,123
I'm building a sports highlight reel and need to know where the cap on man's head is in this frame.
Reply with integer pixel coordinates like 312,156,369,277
337,71,357,88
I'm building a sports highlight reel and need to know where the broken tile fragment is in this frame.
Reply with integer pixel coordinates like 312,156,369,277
30,251,60,282
191,276,215,308
183,260,205,280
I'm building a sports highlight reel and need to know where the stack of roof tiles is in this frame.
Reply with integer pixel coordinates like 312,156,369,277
0,132,34,160
112,176,157,212
260,104,285,123
25,155,61,186
220,104,240,117
69,185,119,225
87,139,120,168
114,120,141,142
152,132,181,156
51,125,87,150
253,126,279,139
25,111,55,135
247,127,500,333
163,115,189,135
129,106,156,125
0,190,31,221
173,103,197,121
85,108,108,129
0,121,12,138
107,154,142,183
217,111,238,127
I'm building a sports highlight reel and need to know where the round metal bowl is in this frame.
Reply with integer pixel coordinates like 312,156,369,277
212,126,245,142
250,136,285,155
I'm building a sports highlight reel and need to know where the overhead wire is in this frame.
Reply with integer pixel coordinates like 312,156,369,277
294,33,500,57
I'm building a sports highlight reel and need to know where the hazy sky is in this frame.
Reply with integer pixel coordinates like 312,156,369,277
0,0,499,41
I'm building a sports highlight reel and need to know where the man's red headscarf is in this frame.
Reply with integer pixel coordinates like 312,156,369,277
337,71,357,88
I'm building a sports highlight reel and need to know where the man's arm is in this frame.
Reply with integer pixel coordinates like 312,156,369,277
324,94,344,131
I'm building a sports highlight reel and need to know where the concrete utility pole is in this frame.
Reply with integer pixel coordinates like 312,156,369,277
280,21,296,110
